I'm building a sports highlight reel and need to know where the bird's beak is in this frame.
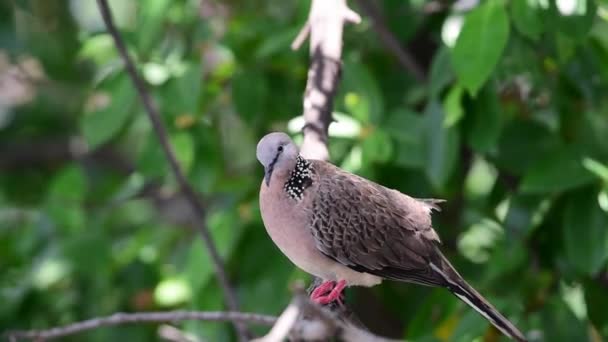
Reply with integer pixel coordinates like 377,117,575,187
264,166,273,187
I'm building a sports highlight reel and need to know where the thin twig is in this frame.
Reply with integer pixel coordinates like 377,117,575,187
158,325,199,342
95,1,249,340
291,21,311,50
354,0,426,82
252,299,303,342
5,311,276,341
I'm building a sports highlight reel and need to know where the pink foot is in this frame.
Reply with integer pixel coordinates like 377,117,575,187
310,281,335,300
311,280,346,305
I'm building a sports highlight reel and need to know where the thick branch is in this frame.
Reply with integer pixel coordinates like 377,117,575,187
354,0,426,82
297,0,361,161
293,0,381,338
5,311,276,341
95,1,249,340
253,292,399,342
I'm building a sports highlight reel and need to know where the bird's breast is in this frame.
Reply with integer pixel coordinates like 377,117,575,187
259,181,336,278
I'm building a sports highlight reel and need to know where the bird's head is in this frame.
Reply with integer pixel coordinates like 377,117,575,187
256,132,299,187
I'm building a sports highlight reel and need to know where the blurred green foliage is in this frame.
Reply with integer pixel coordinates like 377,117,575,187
1,0,608,341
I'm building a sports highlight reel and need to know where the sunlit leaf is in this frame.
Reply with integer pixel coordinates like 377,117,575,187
170,132,195,174
443,84,464,127
154,277,192,307
458,219,504,264
545,0,596,40
464,156,497,199
341,61,384,124
78,34,117,65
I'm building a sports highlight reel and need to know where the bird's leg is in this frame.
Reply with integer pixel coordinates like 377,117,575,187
311,280,346,305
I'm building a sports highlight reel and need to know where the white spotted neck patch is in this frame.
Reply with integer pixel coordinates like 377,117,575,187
283,156,313,200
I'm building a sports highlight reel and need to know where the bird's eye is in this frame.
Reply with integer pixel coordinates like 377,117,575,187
277,145,284,152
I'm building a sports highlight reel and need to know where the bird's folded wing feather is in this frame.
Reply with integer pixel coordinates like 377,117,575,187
308,161,446,285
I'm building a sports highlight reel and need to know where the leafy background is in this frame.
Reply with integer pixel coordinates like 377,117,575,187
1,0,608,341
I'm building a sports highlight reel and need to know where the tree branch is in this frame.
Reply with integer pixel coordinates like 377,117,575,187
296,0,360,161
95,1,249,340
292,0,386,339
253,292,400,342
354,0,426,82
4,311,276,341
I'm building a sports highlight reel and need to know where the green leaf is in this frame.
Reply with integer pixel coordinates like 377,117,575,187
183,208,245,297
170,132,195,174
541,297,589,341
154,277,192,307
383,109,425,168
464,156,497,199
465,85,503,153
163,63,202,117
562,190,608,275
46,166,87,232
443,85,464,127
81,76,136,149
137,0,171,53
424,101,460,189
582,157,608,183
62,234,111,277
47,165,87,203
584,280,608,335
544,0,596,40
184,282,231,341
341,61,384,124
520,147,594,193
78,34,117,65
511,0,544,40
254,27,301,59
231,69,268,124
496,120,560,174
555,32,577,64
428,47,454,98
458,219,504,264
501,194,549,236
137,131,170,179
451,0,510,96
451,309,488,342
361,130,393,163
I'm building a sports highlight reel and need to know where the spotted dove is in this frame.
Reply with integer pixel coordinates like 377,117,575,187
256,132,527,342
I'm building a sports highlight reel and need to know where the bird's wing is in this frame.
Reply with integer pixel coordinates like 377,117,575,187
308,161,446,286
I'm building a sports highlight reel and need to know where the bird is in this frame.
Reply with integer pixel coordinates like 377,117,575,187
256,132,527,342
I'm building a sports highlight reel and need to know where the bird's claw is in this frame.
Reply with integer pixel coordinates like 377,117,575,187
310,280,346,305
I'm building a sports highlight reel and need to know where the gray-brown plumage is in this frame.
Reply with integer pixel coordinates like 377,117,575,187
257,132,527,342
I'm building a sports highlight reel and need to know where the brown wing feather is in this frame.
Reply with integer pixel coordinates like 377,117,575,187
308,161,446,286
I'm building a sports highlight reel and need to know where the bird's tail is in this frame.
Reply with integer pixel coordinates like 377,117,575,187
430,260,527,342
